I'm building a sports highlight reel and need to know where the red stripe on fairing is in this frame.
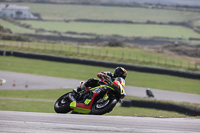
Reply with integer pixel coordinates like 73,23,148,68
76,103,91,109
113,80,119,87
76,91,99,110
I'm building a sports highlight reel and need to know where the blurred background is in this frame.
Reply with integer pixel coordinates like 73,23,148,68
0,0,200,70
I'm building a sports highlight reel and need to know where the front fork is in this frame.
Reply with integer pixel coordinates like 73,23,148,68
68,92,76,102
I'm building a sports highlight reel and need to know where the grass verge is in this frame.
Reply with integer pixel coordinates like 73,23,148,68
0,56,200,94
0,89,194,117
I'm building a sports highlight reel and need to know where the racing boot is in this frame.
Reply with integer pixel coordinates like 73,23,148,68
73,87,82,94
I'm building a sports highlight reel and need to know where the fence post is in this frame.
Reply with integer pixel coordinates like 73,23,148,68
52,43,54,52
195,63,198,70
77,46,79,54
106,50,108,57
92,48,94,56
44,43,46,51
36,42,39,50
21,41,23,48
99,49,101,56
17,41,20,48
59,44,62,53
188,61,190,69
85,48,87,55
28,42,30,50
68,45,71,53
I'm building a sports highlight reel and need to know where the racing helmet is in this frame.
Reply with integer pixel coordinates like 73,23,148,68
114,67,127,79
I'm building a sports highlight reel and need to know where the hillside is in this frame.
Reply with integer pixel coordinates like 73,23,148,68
104,0,200,6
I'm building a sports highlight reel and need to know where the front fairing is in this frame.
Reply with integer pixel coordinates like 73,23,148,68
120,87,126,99
71,85,111,114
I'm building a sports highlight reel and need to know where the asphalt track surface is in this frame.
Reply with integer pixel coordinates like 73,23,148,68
1,70,200,104
0,111,200,133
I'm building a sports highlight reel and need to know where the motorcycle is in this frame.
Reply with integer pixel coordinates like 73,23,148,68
54,77,126,115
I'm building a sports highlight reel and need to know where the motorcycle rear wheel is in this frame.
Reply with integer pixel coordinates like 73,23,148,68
54,92,72,113
91,96,118,115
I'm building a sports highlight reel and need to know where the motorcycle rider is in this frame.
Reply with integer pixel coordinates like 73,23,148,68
69,75,126,114
74,67,127,92
55,67,127,114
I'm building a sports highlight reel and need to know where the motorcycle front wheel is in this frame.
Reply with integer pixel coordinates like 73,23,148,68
91,96,118,115
54,92,72,113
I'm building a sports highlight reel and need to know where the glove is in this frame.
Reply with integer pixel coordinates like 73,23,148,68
97,72,112,84
97,73,103,78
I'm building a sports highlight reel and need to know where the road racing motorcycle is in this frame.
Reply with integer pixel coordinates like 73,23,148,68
54,77,126,115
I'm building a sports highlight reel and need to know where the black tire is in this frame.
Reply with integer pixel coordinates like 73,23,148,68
91,96,118,115
54,92,72,113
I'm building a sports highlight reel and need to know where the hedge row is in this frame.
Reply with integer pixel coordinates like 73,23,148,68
121,99,200,116
0,50,200,79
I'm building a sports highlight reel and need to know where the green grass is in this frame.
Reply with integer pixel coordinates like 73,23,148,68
0,99,189,117
0,99,55,113
0,89,71,100
0,89,191,117
1,3,199,45
0,40,198,71
0,56,200,94
20,20,200,39
1,3,199,39
106,106,188,117
2,18,199,39
13,3,199,23
193,20,200,26
0,19,35,34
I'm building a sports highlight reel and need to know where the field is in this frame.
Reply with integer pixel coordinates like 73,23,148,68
1,18,200,39
14,3,199,23
1,2,200,42
0,19,34,34
1,2,200,48
19,20,200,39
